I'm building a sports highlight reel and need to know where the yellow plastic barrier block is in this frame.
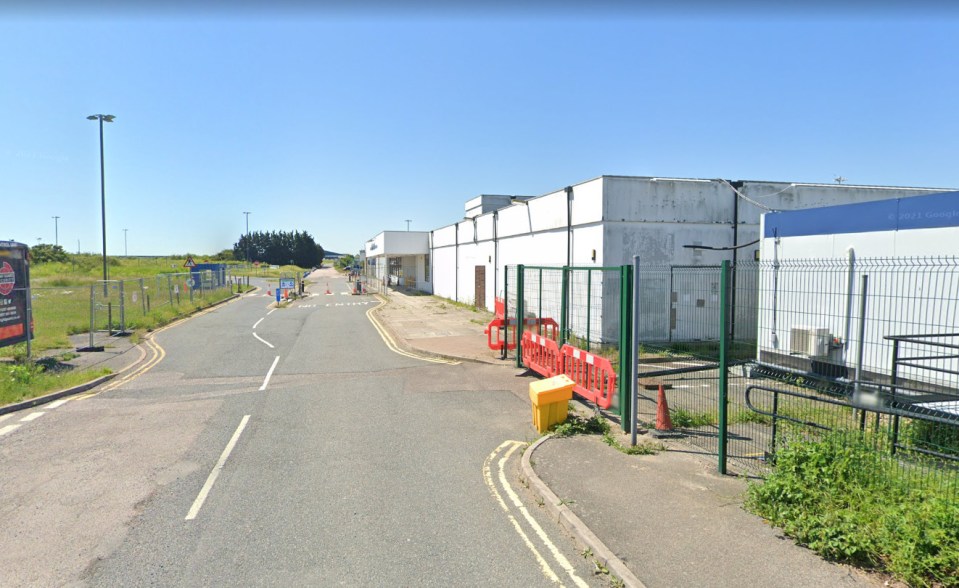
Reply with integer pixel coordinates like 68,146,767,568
529,374,575,433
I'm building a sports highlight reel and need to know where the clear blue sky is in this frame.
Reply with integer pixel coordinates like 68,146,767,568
2,3,957,257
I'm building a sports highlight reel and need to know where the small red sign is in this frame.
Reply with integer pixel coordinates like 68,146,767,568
0,261,14,296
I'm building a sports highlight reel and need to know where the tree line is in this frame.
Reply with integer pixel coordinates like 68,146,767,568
233,230,325,267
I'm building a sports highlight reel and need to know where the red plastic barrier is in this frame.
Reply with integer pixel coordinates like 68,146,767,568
521,331,563,378
485,317,508,351
533,317,559,341
486,316,559,352
560,345,617,409
494,297,506,320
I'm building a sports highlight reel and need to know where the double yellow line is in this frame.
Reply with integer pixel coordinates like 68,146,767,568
365,300,459,365
78,292,241,399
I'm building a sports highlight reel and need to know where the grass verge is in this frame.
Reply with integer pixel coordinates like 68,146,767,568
1,359,111,406
745,429,959,587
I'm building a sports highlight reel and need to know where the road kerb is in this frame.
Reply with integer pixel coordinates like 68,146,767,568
1,291,245,416
0,373,118,417
521,435,646,588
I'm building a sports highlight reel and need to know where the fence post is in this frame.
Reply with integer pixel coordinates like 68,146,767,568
119,280,126,333
515,265,525,368
560,266,569,347
890,337,901,456
538,268,543,328
502,266,509,360
630,256,640,445
586,269,592,351
718,260,730,475
88,283,95,349
168,275,174,306
619,264,633,431
140,278,146,315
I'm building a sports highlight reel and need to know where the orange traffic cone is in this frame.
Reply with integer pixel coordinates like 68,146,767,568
653,384,681,438
325,283,332,295
267,290,272,296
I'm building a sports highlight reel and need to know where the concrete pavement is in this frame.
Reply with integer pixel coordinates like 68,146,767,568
370,286,884,588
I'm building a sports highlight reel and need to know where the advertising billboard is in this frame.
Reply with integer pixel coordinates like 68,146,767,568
0,241,32,348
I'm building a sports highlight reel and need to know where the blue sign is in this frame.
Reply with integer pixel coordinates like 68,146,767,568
764,190,959,238
275,288,281,303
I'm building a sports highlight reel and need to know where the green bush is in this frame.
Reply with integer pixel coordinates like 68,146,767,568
901,419,959,458
552,413,608,437
746,430,959,587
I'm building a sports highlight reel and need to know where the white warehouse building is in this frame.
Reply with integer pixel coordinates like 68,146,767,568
365,175,951,340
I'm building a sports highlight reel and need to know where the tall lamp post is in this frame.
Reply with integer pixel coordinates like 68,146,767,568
87,114,115,290
405,219,412,231
123,228,128,257
243,211,251,263
52,216,60,246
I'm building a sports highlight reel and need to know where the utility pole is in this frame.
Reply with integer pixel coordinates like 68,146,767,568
87,113,115,292
52,216,60,246
405,219,412,231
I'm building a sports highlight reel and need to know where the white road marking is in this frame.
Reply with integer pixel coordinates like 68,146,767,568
46,398,72,409
0,424,22,436
483,442,560,585
185,415,251,521
253,317,264,329
267,309,276,316
497,442,589,588
0,414,13,424
253,332,275,349
20,412,45,422
259,356,280,391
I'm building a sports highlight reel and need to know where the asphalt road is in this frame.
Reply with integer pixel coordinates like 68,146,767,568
0,273,604,587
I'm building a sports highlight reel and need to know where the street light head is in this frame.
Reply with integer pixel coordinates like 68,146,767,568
87,115,98,120
103,115,115,122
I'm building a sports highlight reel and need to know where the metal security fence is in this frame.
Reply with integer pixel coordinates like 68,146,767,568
79,271,236,349
633,258,959,498
505,264,634,422
30,286,90,340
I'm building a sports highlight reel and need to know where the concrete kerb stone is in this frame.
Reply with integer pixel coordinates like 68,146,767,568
0,373,118,417
521,435,646,588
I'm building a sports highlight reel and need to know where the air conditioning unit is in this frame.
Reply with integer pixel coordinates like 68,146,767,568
790,326,832,357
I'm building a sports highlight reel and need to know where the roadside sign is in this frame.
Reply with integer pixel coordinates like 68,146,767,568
184,256,196,268
279,278,295,289
275,289,281,303
0,241,31,348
